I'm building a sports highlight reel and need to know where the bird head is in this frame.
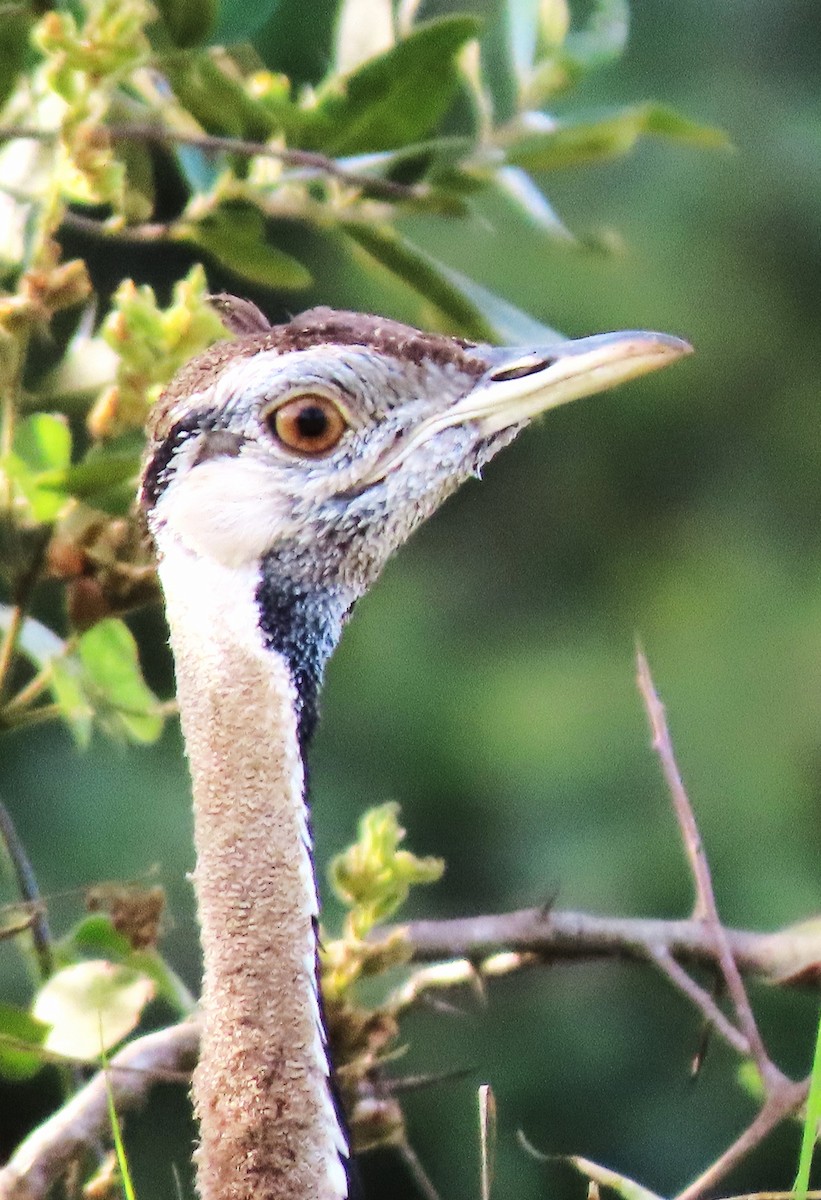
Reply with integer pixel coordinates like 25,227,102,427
141,297,690,601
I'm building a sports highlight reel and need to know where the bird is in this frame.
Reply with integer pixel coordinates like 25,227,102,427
139,296,690,1200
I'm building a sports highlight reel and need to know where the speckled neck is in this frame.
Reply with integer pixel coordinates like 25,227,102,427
154,542,349,1200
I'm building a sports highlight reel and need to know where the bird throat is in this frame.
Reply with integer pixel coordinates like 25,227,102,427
255,551,353,750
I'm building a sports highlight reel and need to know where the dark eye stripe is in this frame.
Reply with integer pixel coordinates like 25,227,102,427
141,408,223,509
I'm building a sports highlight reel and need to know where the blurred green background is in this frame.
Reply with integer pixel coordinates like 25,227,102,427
3,0,821,1197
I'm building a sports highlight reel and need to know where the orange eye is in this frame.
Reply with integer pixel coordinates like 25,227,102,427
268,395,347,456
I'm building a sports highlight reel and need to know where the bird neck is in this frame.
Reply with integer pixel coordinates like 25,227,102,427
256,549,353,748
155,541,351,1200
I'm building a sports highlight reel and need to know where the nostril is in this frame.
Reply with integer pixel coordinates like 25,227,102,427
488,355,557,383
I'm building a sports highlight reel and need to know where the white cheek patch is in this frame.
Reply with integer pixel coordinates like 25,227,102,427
157,456,302,568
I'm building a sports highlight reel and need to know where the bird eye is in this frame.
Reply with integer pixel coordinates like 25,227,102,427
267,395,348,456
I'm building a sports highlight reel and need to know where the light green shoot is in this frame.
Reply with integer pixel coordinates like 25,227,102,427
100,1021,137,1200
794,1005,821,1199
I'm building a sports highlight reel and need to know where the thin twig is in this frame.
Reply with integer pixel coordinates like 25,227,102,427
646,944,748,1057
0,534,49,701
675,1082,809,1200
636,649,775,1084
3,664,54,714
0,1022,200,1200
0,703,63,730
396,1139,442,1200
0,123,430,203
0,798,53,980
0,606,24,702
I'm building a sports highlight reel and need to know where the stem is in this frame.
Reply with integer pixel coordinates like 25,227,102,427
0,797,54,980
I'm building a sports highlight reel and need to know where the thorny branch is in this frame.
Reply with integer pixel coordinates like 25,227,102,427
0,653,818,1200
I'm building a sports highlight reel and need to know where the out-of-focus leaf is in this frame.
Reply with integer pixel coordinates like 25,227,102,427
563,0,628,72
0,608,91,741
118,136,156,224
49,659,94,747
155,0,217,47
342,222,495,341
0,608,63,668
499,103,730,172
335,0,394,73
6,414,72,521
427,264,564,345
76,619,164,744
507,0,569,79
39,329,119,406
795,1009,821,1198
210,0,284,45
338,136,475,179
0,1002,49,1081
32,961,155,1059
61,913,196,1015
39,452,141,505
59,914,134,965
164,53,283,141
302,16,482,155
492,165,577,242
181,205,312,291
14,413,71,473
0,5,33,110
512,0,627,105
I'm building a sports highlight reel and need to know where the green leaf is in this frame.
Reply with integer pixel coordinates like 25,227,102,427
76,619,164,744
0,1002,49,1081
49,659,94,747
330,802,443,937
499,104,730,173
164,53,283,141
155,0,217,47
32,961,155,1059
210,0,284,45
7,414,72,522
60,914,134,964
182,205,312,291
39,452,141,505
0,5,34,111
59,915,196,1016
342,222,496,341
302,16,483,155
0,608,93,742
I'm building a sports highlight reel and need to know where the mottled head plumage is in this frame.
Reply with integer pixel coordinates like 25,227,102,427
141,296,690,601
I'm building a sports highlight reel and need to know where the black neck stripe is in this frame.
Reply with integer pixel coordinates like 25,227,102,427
255,554,347,749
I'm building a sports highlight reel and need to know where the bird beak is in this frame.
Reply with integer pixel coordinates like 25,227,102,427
458,330,693,435
363,330,692,482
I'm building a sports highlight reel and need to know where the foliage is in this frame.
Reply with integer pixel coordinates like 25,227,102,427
0,0,734,1194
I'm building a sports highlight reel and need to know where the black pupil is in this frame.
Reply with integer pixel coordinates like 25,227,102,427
295,404,328,439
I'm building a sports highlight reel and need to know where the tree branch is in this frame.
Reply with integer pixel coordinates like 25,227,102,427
391,906,821,987
0,123,428,204
2,899,818,1200
0,1022,199,1200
